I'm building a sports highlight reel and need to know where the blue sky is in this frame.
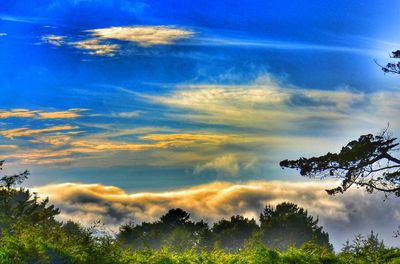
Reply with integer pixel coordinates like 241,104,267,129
1,0,400,248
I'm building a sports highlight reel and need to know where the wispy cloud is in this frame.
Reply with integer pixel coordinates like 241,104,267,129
0,144,17,149
1,125,77,139
195,154,240,176
41,35,65,46
0,14,54,25
0,108,86,119
135,74,398,135
2,128,244,166
112,111,142,118
33,180,400,249
71,39,119,56
194,36,378,55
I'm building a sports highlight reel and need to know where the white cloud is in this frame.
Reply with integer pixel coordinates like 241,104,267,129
41,35,65,46
112,111,142,118
195,154,240,176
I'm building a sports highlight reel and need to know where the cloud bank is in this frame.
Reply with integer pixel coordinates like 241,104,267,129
34,180,400,250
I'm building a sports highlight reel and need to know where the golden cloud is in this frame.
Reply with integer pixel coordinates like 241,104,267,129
1,125,77,139
87,26,194,47
135,74,391,133
33,180,400,248
71,39,119,56
0,144,17,149
34,180,343,225
42,26,193,56
140,133,236,145
0,109,37,118
0,108,86,119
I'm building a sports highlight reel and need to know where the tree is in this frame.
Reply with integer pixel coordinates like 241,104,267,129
0,160,59,228
0,160,29,190
338,231,399,263
211,215,258,251
259,202,331,251
376,50,400,74
280,131,400,196
117,208,211,251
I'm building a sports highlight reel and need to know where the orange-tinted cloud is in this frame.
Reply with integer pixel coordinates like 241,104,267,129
0,108,86,119
0,125,77,139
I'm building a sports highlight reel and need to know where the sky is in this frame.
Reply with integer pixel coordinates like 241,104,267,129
1,0,400,249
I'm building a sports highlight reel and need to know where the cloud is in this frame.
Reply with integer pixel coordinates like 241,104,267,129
0,33,7,37
0,144,17,149
87,26,194,47
30,134,72,146
135,74,399,135
112,111,142,118
195,154,240,176
41,35,65,46
33,180,400,249
0,125,77,139
0,108,86,119
71,39,119,56
139,133,236,145
42,26,194,56
2,130,243,165
0,109,37,118
195,36,376,55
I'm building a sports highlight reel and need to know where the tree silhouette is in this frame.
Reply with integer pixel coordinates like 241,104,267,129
280,131,400,196
0,160,29,190
259,202,331,251
376,50,400,74
211,215,258,251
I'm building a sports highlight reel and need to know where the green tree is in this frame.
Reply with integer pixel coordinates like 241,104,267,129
0,160,59,229
338,231,400,263
117,208,211,251
259,202,331,251
211,215,259,252
280,132,400,196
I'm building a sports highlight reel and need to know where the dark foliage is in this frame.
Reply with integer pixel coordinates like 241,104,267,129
259,202,331,251
376,50,400,74
211,215,258,251
280,131,400,196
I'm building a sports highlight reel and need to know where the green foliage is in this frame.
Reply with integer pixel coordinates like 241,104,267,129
211,215,258,252
338,232,400,264
117,208,211,251
0,161,399,263
259,202,331,251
